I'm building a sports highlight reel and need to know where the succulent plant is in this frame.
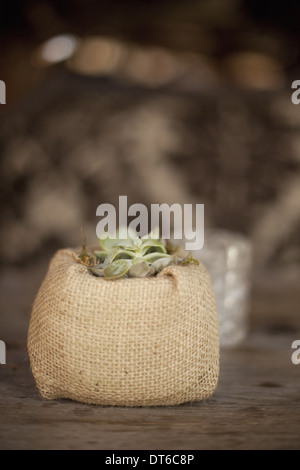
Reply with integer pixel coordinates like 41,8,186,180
75,227,198,280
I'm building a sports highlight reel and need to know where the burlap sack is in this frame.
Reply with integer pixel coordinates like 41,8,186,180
28,249,219,406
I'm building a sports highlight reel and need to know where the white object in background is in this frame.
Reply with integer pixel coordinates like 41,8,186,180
194,230,252,347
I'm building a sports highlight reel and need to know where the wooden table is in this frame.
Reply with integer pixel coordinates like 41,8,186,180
0,260,299,450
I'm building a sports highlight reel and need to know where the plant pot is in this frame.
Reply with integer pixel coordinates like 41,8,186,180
28,249,219,407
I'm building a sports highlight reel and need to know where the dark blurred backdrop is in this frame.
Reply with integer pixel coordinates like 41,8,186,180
1,0,300,280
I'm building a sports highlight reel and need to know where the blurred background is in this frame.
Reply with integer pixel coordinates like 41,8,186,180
0,0,300,338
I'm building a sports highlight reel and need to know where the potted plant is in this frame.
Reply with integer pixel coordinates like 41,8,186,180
28,229,219,406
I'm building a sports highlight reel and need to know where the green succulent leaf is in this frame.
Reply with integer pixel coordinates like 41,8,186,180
114,240,136,250
141,239,165,248
151,255,178,273
100,252,116,268
103,259,132,279
112,250,137,261
131,256,143,264
89,265,104,277
128,261,151,278
142,243,167,256
94,251,108,263
143,252,170,263
84,226,184,279
99,227,140,251
133,238,142,248
99,237,118,252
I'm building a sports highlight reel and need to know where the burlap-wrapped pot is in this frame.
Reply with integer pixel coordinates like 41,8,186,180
28,249,219,407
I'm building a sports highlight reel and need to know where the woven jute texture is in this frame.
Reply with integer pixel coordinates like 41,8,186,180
28,249,219,406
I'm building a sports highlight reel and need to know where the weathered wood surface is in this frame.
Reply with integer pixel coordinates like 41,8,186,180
0,261,299,450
